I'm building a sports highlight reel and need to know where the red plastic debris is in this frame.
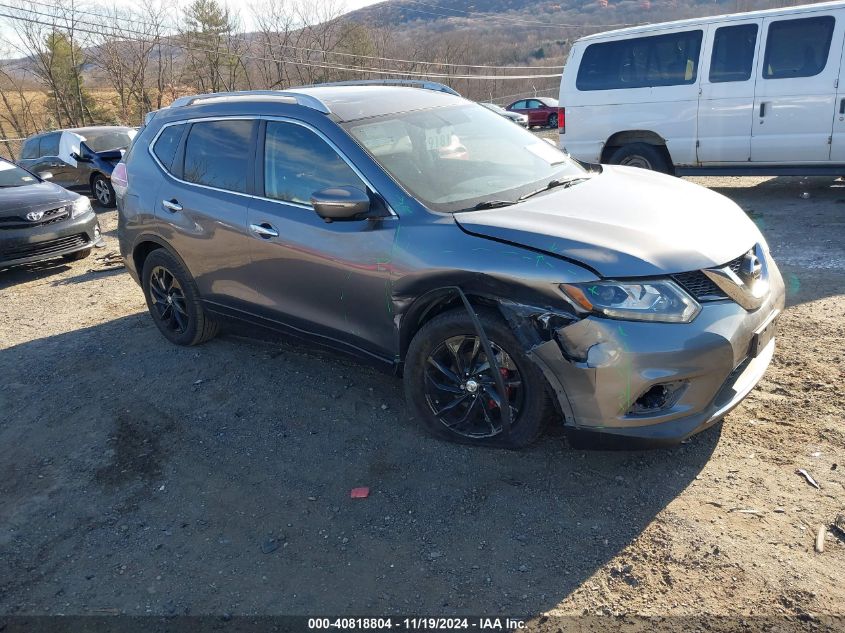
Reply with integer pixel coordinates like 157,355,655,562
350,487,370,499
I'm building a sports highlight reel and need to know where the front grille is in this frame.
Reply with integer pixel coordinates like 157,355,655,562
0,233,88,261
672,253,747,301
0,205,72,230
672,270,727,300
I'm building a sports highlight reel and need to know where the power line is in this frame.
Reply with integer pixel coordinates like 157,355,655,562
0,9,562,80
15,0,567,70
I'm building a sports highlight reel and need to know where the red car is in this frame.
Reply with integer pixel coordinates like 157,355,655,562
505,97,560,129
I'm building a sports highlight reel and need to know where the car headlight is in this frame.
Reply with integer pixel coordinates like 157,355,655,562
560,280,701,323
71,196,92,218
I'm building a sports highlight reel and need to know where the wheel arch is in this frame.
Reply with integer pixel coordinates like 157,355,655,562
132,235,194,284
398,288,499,363
88,170,106,190
601,130,670,163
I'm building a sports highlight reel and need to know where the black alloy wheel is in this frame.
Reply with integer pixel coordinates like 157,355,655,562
141,248,219,346
423,335,525,439
148,265,189,335
404,308,554,448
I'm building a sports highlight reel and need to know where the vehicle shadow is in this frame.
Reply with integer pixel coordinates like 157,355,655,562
0,315,719,616
0,260,72,289
690,175,845,308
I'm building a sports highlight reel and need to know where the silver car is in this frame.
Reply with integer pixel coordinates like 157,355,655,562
480,102,529,127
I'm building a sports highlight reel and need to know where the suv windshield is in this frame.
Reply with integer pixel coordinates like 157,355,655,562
0,160,39,188
344,104,584,212
81,129,134,152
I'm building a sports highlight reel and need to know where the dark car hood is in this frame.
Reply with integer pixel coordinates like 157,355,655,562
0,181,76,217
453,165,765,277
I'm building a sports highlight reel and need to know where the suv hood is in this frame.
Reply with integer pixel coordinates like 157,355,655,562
454,165,764,277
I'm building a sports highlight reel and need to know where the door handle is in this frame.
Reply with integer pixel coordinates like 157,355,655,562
839,98,845,115
249,223,279,239
161,199,182,213
759,102,767,118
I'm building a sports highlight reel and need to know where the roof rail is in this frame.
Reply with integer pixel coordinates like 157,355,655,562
305,79,461,97
168,90,331,114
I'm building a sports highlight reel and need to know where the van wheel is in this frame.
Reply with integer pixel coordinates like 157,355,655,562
404,308,553,449
608,143,671,173
141,249,219,346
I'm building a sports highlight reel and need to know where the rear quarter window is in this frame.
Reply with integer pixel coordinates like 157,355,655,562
577,29,703,90
152,124,185,171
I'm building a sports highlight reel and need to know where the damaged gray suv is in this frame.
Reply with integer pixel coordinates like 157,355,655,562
117,84,785,448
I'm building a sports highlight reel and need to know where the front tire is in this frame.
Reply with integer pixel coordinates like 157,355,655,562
92,174,116,208
404,308,553,448
141,249,218,346
608,142,671,173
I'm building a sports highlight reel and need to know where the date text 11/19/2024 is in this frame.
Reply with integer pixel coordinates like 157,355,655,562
307,617,527,630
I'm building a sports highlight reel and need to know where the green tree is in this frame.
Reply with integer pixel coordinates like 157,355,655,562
43,31,97,127
181,0,240,93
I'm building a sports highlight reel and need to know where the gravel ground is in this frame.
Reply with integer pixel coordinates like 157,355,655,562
0,174,843,625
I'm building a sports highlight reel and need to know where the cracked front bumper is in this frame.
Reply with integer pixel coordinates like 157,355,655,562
530,262,786,444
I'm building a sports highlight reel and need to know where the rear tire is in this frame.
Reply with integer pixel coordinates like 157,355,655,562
608,142,671,173
404,308,554,449
548,113,558,128
92,174,116,208
141,249,218,346
62,248,92,262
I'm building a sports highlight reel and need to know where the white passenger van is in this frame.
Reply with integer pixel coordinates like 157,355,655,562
558,1,845,175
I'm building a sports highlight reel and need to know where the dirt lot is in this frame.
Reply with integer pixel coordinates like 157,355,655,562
0,175,843,627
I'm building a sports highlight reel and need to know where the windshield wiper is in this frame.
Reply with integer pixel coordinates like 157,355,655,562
471,199,517,210
518,176,589,202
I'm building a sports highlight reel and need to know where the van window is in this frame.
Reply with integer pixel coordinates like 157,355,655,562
183,120,253,193
763,15,834,79
39,133,60,157
153,124,184,171
577,30,703,91
710,24,758,83
263,121,365,206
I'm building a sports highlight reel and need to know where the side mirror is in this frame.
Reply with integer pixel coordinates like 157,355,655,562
311,186,370,222
38,171,53,180
71,151,91,163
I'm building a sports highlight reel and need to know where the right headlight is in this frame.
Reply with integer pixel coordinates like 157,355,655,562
71,196,92,218
560,280,701,323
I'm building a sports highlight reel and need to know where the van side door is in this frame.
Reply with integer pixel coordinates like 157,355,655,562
751,12,842,163
827,20,845,162
697,20,761,164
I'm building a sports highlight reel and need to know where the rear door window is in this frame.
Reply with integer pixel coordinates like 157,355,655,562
39,133,60,157
709,23,758,83
762,15,835,79
182,119,254,193
263,121,365,207
577,29,703,90
20,138,39,159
